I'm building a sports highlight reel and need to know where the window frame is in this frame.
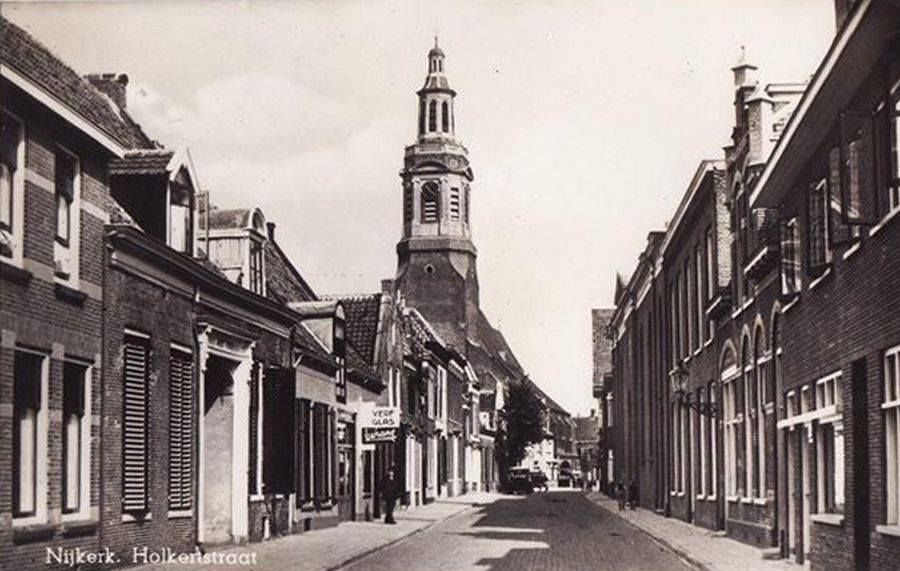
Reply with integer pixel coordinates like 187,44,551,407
0,108,25,265
884,345,900,525
61,360,92,521
421,181,440,224
53,145,81,286
12,349,50,527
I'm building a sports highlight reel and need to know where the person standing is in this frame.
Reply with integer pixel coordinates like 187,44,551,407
628,477,638,510
615,481,626,511
381,469,399,524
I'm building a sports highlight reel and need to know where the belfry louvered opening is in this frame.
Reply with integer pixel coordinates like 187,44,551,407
421,182,440,223
168,347,193,511
123,333,150,513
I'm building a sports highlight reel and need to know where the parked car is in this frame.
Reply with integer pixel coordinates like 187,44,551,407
506,468,535,494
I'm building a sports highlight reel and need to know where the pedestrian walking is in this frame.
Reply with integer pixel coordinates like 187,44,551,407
628,477,638,510
615,481,626,511
381,469,399,524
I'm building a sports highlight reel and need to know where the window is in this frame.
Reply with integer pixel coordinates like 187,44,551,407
13,351,47,521
695,245,704,347
682,265,690,357
442,101,450,132
421,182,440,223
753,329,766,498
248,363,261,495
428,100,437,132
54,149,79,282
404,184,413,223
672,403,681,492
63,362,89,517
123,333,150,513
335,320,347,403
449,188,460,221
249,240,264,295
169,173,193,254
705,227,715,340
781,218,801,296
807,178,831,274
168,348,193,511
670,284,678,368
699,390,707,496
815,372,844,514
464,185,470,223
296,400,313,504
890,89,900,212
709,383,718,496
884,345,900,525
722,349,739,496
1,110,24,261
418,100,426,135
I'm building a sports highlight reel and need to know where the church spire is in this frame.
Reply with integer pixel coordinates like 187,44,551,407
418,39,456,139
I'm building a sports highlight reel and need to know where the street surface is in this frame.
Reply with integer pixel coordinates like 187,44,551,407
345,491,692,571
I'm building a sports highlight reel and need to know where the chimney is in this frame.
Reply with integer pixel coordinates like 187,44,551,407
85,73,129,110
381,279,394,296
266,221,276,241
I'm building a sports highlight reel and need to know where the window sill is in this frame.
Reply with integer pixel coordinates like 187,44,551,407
875,524,900,538
121,512,152,523
752,497,768,506
726,495,740,503
781,296,800,314
12,522,55,544
1,258,32,285
842,241,862,260
810,513,844,527
55,282,87,305
808,267,832,292
168,509,193,519
869,205,900,238
61,519,98,538
740,497,755,504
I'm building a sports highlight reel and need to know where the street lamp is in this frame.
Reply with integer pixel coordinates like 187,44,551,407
669,361,717,418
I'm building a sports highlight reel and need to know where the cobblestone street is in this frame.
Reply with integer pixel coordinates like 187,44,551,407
344,491,692,571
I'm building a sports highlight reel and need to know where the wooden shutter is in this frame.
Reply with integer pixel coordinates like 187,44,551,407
123,337,149,512
840,109,879,225
168,351,193,511
295,399,309,506
248,363,260,495
263,368,295,494
313,403,327,500
828,147,853,244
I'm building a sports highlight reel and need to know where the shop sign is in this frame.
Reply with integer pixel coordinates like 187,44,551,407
362,426,398,443
360,406,400,429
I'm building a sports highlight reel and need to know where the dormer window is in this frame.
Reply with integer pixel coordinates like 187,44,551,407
249,240,264,295
334,317,347,403
169,169,194,254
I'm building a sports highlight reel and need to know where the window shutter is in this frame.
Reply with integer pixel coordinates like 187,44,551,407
263,368,295,494
168,351,193,511
123,337,149,512
248,363,260,495
296,399,309,506
313,403,326,500
840,109,879,225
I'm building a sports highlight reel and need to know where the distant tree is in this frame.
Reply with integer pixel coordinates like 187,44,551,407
500,379,546,469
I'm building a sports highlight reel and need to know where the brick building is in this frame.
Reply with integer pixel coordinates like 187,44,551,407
591,308,614,491
0,16,151,568
603,1,900,569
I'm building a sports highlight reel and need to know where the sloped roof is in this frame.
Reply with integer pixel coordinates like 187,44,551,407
332,294,382,365
526,378,569,416
1,16,152,150
264,239,317,305
109,149,174,176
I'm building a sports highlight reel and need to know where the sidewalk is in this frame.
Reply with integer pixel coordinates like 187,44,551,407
135,492,498,571
587,492,803,571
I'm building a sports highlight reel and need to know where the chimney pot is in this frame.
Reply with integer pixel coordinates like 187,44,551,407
266,221,276,241
381,279,394,295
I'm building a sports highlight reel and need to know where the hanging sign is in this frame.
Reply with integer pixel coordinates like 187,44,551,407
360,405,400,443
362,426,398,443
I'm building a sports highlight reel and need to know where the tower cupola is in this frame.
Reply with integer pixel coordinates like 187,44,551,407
418,38,457,139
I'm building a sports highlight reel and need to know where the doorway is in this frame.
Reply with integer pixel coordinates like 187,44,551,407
202,356,236,545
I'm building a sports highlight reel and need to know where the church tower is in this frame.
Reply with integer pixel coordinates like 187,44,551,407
396,40,479,351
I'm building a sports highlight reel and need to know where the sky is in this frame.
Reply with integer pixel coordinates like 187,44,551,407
3,0,835,415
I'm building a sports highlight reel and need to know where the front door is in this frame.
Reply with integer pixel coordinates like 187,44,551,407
202,357,235,545
337,421,354,521
800,425,812,562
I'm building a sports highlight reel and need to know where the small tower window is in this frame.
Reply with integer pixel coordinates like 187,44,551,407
403,184,413,223
428,100,437,133
464,185,470,223
449,188,460,221
418,100,426,135
421,182,440,223
442,102,449,133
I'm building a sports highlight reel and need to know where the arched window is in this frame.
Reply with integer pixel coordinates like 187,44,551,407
442,101,450,133
752,326,765,498
421,182,439,223
418,100,426,135
721,345,739,496
428,100,437,133
738,335,750,497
